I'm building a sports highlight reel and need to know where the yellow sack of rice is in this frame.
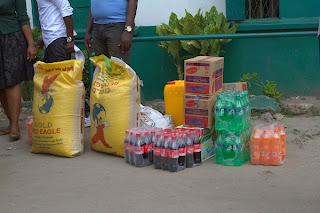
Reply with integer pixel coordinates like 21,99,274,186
31,60,85,157
90,55,140,157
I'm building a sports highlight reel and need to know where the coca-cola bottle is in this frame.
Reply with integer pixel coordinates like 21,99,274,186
161,134,170,170
153,133,163,169
178,133,186,169
143,131,153,165
150,129,157,161
124,130,130,163
193,131,202,164
129,131,136,165
134,133,145,167
185,131,195,168
168,133,179,172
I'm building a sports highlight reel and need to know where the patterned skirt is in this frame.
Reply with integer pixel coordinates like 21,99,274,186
0,31,34,89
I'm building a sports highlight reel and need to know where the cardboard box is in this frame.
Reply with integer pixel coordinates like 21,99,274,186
175,126,218,162
184,56,224,96
223,82,248,92
183,94,217,128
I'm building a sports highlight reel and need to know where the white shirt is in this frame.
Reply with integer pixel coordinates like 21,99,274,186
37,0,76,47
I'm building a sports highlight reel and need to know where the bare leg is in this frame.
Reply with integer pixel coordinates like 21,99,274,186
4,85,21,135
0,90,11,133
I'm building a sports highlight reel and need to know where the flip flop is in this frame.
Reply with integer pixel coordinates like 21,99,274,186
9,132,20,140
0,129,11,135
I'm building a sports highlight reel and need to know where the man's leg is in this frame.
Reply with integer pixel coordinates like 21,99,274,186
93,24,109,56
43,38,71,63
104,23,131,65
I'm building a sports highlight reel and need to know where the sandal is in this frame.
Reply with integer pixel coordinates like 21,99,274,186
9,132,20,140
0,129,11,135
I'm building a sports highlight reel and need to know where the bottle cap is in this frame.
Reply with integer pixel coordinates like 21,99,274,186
164,134,169,139
144,131,149,136
136,133,141,137
125,130,130,134
166,81,176,85
156,133,161,138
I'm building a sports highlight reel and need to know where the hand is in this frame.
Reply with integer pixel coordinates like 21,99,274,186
118,31,133,53
36,38,44,50
84,32,92,53
27,44,37,62
65,41,75,54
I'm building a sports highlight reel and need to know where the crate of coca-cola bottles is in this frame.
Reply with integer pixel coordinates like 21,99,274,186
123,126,217,172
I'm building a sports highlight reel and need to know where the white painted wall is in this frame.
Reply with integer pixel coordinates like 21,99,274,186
135,0,226,26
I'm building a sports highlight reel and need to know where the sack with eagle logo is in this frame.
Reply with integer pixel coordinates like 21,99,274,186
90,55,140,157
31,60,85,157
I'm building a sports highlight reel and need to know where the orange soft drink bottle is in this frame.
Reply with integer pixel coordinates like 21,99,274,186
26,116,33,146
278,125,286,163
261,130,271,165
271,130,281,166
250,129,261,165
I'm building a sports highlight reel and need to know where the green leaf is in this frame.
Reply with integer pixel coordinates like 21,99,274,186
205,6,218,25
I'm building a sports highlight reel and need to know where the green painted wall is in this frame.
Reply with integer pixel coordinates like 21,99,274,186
131,26,320,100
131,27,178,102
280,0,320,18
221,35,320,95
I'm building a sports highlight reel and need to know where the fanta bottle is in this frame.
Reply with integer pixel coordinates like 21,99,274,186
271,130,281,166
278,125,286,163
251,129,261,165
261,130,271,165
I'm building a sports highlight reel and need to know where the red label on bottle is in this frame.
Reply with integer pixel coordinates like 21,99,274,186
135,146,144,154
129,145,134,153
179,147,186,156
194,144,201,152
144,144,153,153
154,147,161,156
124,143,128,151
169,149,179,158
186,146,194,154
161,148,168,157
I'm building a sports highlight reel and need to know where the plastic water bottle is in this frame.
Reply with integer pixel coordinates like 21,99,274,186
143,131,153,165
129,131,136,165
177,133,186,169
168,134,179,172
215,132,224,164
193,131,201,164
234,95,244,131
124,130,130,163
161,134,170,170
153,133,163,169
134,133,145,167
224,95,234,123
185,131,195,168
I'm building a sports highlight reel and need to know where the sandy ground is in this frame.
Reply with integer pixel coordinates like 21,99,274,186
1,107,320,213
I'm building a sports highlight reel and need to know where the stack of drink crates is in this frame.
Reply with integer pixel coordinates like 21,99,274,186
215,90,251,166
250,123,286,166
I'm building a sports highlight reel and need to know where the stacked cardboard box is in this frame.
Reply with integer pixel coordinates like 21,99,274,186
183,56,224,129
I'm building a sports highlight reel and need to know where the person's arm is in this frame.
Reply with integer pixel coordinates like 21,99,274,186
119,0,138,53
63,15,75,53
16,0,36,61
50,0,75,53
84,9,94,53
21,25,37,62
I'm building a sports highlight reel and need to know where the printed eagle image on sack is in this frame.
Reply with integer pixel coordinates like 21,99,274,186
90,55,140,157
31,60,85,157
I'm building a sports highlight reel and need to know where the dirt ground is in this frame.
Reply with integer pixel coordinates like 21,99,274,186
1,97,320,213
